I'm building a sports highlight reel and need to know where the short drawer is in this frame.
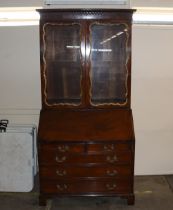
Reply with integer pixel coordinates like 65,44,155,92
41,179,131,194
40,165,132,179
39,151,132,165
40,143,84,153
87,143,130,153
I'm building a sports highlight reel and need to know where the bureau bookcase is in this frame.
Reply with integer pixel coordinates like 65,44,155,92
37,9,135,206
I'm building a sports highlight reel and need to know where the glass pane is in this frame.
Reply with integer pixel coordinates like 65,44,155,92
90,23,129,105
43,23,82,105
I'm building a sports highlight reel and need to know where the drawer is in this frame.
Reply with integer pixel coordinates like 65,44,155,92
40,165,132,179
40,143,84,153
39,151,132,165
41,179,131,194
39,142,131,155
87,143,130,153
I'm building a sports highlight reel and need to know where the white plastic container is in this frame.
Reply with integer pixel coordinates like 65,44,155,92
0,124,37,192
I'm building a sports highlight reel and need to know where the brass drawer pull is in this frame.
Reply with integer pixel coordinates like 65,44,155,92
55,156,66,163
106,155,117,163
104,144,115,151
57,145,69,152
56,169,66,176
106,169,118,176
57,184,68,191
106,183,116,190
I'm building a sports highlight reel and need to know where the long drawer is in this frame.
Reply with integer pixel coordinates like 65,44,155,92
41,179,131,194
40,165,132,179
39,151,132,165
39,142,131,154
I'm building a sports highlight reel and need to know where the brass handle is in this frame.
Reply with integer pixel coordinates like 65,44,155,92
57,145,69,152
106,169,118,176
104,144,115,151
56,170,67,176
106,183,116,190
55,156,66,163
57,184,68,191
106,155,117,163
56,169,66,176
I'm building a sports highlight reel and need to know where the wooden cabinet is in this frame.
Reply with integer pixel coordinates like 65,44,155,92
37,9,135,206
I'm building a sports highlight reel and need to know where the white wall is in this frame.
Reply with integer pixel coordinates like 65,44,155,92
132,25,173,175
0,0,42,7
2,0,173,8
0,26,41,125
131,0,173,7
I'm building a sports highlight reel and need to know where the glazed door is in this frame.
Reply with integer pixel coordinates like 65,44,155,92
88,22,130,107
42,22,85,107
41,21,130,108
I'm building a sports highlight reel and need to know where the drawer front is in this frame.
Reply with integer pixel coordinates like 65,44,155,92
40,165,132,179
39,151,132,165
40,142,131,155
87,143,130,153
40,143,84,153
41,180,131,194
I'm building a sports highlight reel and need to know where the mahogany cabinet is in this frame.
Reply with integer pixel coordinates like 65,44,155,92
37,9,135,206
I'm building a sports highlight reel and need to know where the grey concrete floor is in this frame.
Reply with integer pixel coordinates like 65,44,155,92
0,175,173,210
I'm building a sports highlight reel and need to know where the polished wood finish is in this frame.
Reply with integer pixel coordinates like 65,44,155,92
38,110,134,141
40,165,132,179
41,179,131,194
39,150,132,165
37,9,135,206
